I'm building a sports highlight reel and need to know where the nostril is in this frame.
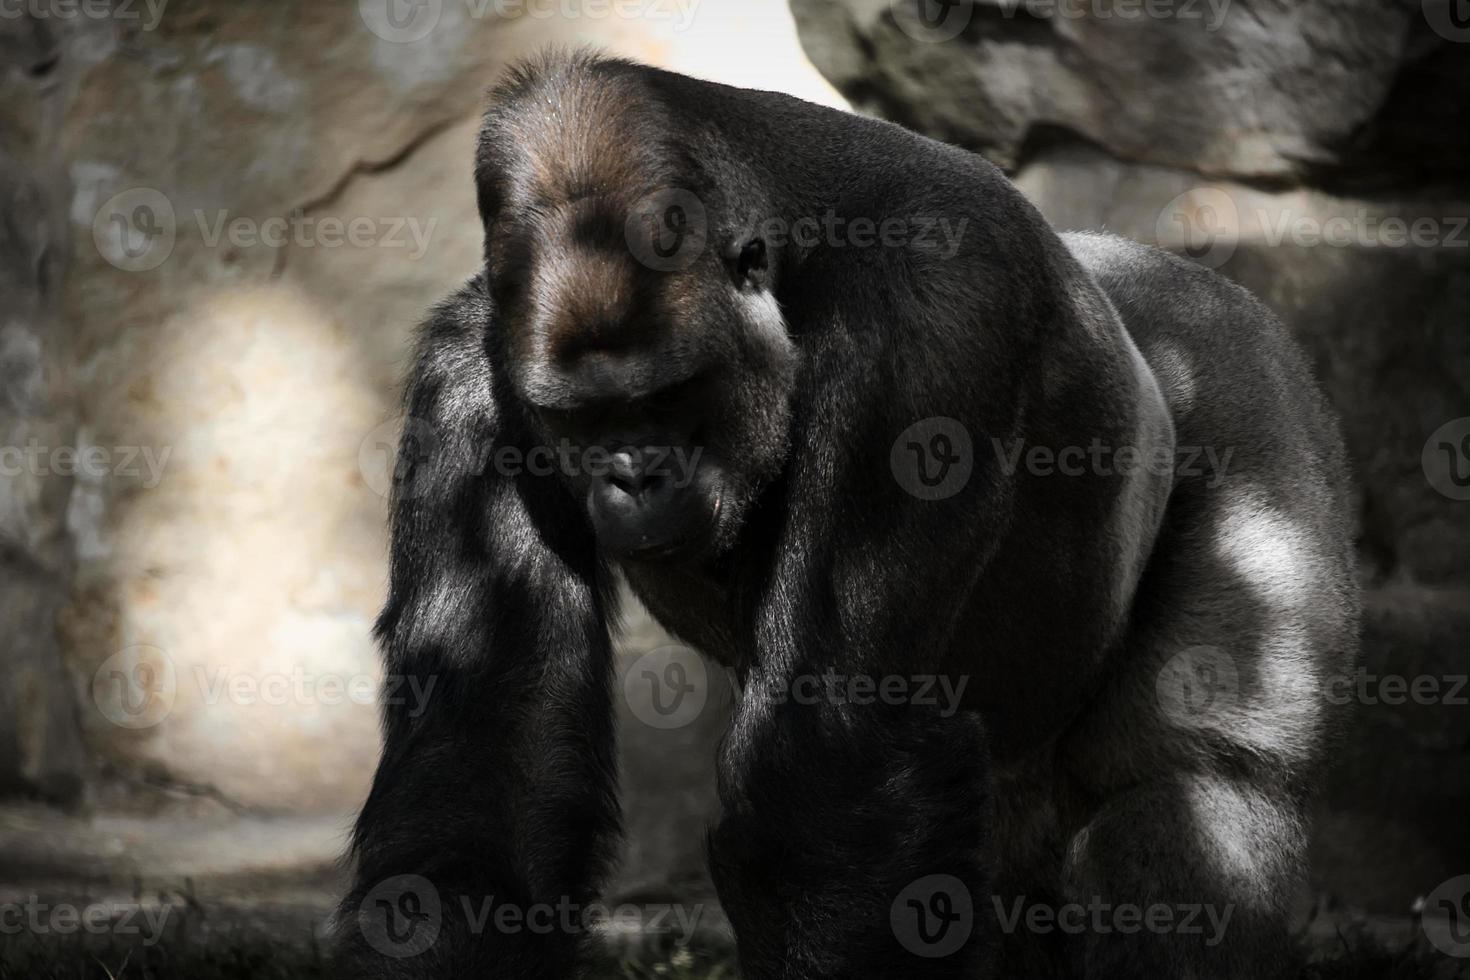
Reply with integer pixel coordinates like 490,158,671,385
608,449,645,495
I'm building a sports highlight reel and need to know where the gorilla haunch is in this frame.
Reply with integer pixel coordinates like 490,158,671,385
332,51,1358,980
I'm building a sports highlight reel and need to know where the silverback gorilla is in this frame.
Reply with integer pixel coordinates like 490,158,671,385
332,52,1359,980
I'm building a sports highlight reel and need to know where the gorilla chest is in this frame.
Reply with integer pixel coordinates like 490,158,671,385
620,561,743,670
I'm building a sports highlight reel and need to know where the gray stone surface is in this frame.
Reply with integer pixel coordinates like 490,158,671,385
0,0,838,926
791,0,1470,185
1312,586,1470,913
0,12,96,805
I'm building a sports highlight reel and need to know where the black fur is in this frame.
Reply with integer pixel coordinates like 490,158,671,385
333,51,1358,980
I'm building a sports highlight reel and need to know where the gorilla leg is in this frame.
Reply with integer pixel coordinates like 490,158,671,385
702,447,997,980
332,277,619,978
1050,232,1357,979
990,758,1075,977
1061,775,1304,978
709,675,992,980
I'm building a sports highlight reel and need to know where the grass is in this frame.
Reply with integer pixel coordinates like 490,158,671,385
0,938,738,980
0,906,740,980
0,913,1458,979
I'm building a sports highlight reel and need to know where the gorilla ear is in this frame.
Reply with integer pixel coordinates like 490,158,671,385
732,237,769,289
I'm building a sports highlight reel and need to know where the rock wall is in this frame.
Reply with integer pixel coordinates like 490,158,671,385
792,0,1470,915
0,10,97,804
0,0,839,911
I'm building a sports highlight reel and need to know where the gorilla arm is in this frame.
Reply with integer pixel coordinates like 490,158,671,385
331,276,620,978
704,167,1177,979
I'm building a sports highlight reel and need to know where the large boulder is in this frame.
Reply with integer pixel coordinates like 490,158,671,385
791,0,1470,184
0,12,97,805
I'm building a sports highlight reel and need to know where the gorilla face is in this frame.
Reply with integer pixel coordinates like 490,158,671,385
473,62,800,564
490,210,796,563
528,364,725,563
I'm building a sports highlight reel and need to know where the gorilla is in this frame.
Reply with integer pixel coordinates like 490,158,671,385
332,51,1358,980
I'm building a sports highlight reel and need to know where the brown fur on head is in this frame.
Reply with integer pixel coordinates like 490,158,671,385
474,51,797,562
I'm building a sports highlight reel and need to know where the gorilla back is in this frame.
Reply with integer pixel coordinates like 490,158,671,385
333,52,1358,980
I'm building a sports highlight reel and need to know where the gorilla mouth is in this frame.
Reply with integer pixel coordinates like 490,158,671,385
607,487,723,564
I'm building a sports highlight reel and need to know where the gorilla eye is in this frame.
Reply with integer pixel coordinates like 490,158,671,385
735,237,768,286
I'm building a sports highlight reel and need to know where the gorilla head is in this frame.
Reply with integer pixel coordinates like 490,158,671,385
475,58,798,562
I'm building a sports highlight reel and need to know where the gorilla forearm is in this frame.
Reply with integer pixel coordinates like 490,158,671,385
711,691,991,978
333,279,620,977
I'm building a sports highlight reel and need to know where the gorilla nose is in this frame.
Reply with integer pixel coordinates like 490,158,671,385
608,447,656,496
588,444,688,558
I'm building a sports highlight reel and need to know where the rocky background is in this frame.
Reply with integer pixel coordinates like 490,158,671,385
0,0,1465,962
0,0,834,953
791,0,1470,917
